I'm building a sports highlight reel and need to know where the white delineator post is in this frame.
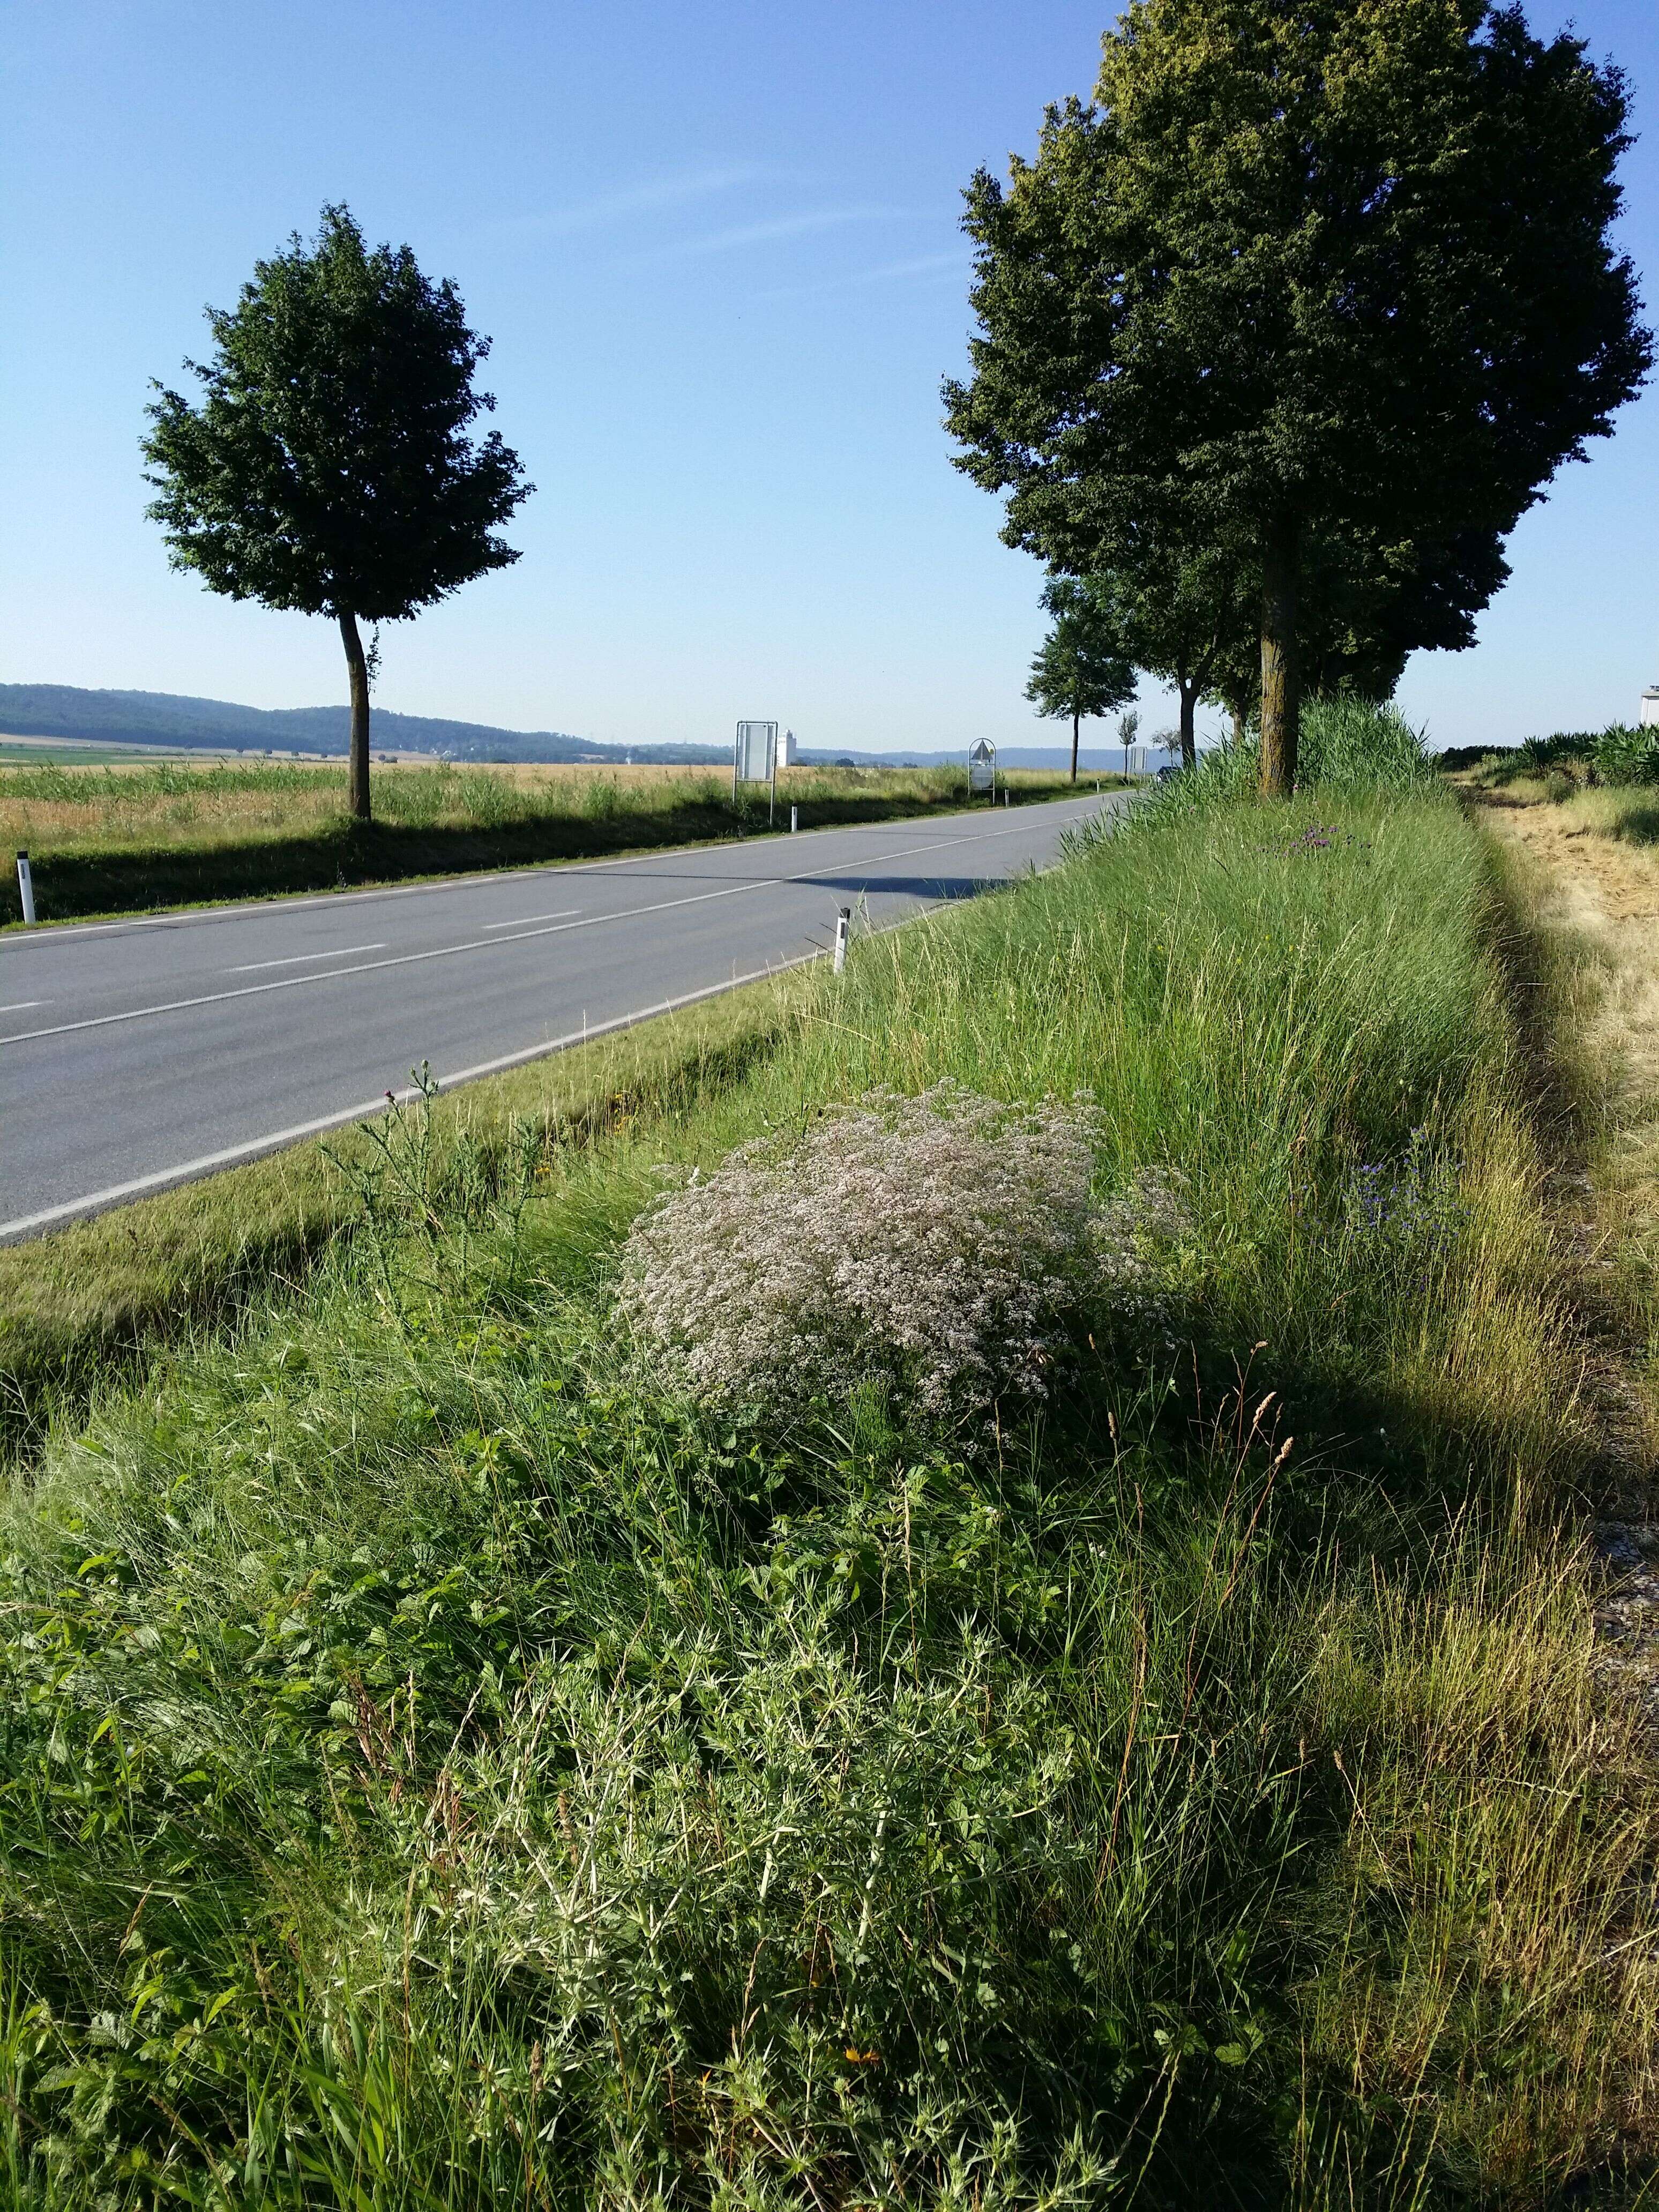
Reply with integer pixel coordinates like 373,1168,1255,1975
790,804,798,834
833,907,850,974
16,850,36,926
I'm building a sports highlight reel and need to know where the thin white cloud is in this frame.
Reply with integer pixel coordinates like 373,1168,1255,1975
759,250,968,300
650,207,910,260
470,168,763,245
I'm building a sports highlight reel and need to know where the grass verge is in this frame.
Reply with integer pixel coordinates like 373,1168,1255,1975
3,761,1655,2204
0,759,1109,926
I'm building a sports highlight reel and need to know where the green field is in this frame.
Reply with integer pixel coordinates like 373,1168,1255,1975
0,744,209,767
0,757,1109,926
3,711,1651,2203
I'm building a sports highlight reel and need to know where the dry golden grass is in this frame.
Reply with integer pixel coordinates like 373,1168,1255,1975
1469,772,1659,1502
1473,779,1659,1170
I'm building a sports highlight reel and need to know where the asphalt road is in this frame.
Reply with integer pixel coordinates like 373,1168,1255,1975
0,791,1122,1237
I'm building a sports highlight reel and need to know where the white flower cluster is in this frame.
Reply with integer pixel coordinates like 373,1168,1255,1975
617,1082,1182,1419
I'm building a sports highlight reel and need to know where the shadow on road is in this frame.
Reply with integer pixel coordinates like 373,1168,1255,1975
797,874,1000,901
5,796,1053,929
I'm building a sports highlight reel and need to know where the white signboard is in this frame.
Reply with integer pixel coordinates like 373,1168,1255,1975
735,720,778,783
968,738,997,795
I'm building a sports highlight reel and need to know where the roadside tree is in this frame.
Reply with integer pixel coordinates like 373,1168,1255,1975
1207,521,1513,735
1086,543,1257,770
945,1,1649,795
144,206,531,823
1025,577,1135,781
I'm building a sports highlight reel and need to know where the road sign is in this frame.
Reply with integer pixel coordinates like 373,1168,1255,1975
968,738,996,797
734,719,780,819
735,720,777,783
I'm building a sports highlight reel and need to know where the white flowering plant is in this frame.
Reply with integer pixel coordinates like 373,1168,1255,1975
616,1081,1185,1423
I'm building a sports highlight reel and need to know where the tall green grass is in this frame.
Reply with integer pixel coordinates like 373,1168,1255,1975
1120,698,1434,827
2,766,1652,2205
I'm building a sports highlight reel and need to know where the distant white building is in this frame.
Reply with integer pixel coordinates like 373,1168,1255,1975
780,728,798,766
1642,686,1659,728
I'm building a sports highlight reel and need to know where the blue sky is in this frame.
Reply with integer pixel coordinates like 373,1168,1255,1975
3,0,1656,754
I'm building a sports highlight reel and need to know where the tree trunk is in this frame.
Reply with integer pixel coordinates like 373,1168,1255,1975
339,610,371,824
1231,701,1247,749
1070,710,1080,784
1259,512,1301,798
1178,682,1197,772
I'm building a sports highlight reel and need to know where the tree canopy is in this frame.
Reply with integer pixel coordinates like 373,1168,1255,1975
144,205,532,820
1201,520,1516,736
945,1,1649,794
1086,538,1257,769
1025,578,1137,781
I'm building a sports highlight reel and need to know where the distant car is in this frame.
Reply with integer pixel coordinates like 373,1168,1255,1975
1156,764,1183,781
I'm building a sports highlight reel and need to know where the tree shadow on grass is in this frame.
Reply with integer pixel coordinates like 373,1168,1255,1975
1604,801,1659,845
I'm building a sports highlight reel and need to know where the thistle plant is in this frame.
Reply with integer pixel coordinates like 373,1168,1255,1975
617,1081,1183,1419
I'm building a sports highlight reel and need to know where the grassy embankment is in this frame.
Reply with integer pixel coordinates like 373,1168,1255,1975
0,757,1103,926
4,718,1657,2204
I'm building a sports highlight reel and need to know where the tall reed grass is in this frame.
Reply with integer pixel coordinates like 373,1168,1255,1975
1114,697,1434,828
2,760,1652,2206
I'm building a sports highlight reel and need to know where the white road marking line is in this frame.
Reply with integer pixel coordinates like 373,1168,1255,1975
482,909,582,929
0,1000,44,1013
0,795,1116,944
0,868,540,941
227,942,388,974
0,959,818,1240
0,832,1106,1240
0,816,1067,1049
0,885,772,1045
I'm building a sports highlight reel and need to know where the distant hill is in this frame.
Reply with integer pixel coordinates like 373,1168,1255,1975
0,683,1152,772
0,685,728,766
796,745,1156,772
